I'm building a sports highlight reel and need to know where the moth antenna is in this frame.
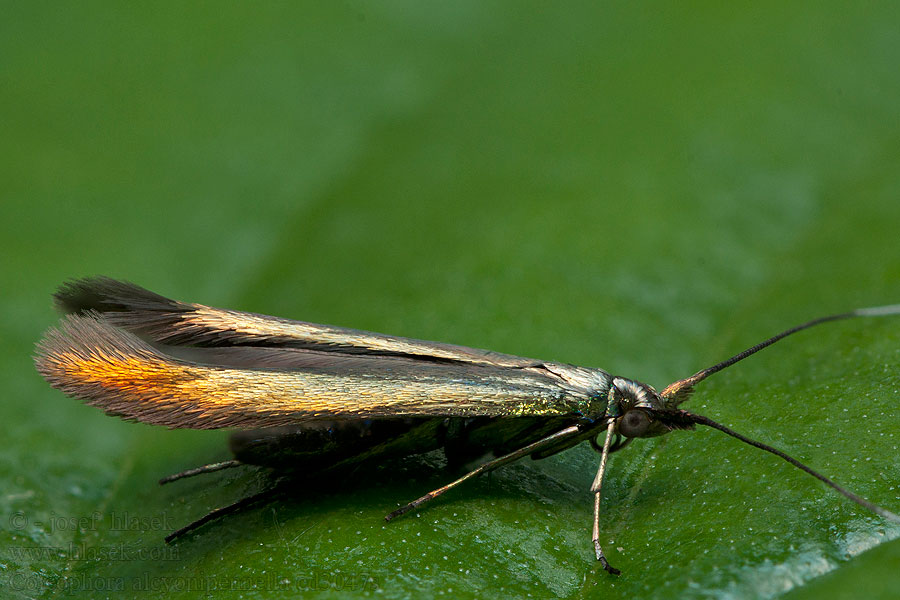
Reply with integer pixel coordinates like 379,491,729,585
662,304,900,403
685,411,900,523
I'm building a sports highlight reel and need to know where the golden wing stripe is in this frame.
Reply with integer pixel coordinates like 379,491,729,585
54,277,541,368
35,313,585,429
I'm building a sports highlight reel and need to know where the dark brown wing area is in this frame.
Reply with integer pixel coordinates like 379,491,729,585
54,277,541,368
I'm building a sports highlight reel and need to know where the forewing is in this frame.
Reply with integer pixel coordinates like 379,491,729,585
54,277,541,368
35,313,590,429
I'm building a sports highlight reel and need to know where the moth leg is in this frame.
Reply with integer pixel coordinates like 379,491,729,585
385,424,583,522
590,433,632,455
530,427,596,460
159,460,243,485
164,487,280,544
531,427,633,461
590,420,620,576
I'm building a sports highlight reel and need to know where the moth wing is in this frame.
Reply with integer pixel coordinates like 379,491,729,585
35,313,589,429
54,277,541,368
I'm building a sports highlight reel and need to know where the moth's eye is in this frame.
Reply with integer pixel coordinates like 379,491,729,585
619,410,651,438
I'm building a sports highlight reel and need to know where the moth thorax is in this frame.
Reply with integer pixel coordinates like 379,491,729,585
611,377,664,411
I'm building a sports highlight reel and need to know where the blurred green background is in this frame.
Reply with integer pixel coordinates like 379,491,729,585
3,2,900,599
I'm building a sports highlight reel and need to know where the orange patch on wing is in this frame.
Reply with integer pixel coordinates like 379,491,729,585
63,351,192,393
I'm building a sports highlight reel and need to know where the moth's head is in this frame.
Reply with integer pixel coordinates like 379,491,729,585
609,377,687,439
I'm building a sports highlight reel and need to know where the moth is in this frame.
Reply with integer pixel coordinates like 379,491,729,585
35,277,900,575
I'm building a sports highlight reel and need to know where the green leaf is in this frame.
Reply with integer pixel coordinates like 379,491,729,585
2,2,899,598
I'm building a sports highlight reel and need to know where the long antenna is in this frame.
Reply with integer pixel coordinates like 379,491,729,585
686,411,900,523
662,304,900,403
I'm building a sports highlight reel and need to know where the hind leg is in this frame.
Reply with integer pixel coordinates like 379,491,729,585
164,487,281,543
159,459,243,484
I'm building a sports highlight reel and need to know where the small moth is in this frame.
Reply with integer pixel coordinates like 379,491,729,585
35,277,900,575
